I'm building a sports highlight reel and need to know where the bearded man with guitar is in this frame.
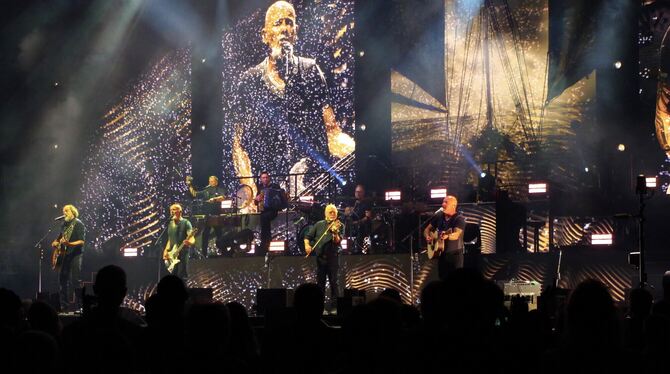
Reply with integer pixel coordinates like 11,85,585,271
304,204,342,304
423,196,465,280
163,204,195,280
51,204,86,312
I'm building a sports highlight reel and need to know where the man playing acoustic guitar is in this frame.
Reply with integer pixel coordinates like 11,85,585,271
424,196,466,280
51,204,86,312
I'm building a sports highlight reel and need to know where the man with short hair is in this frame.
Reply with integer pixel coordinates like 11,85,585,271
51,204,86,312
344,184,373,253
423,196,466,280
231,0,354,192
186,175,226,257
254,171,284,256
163,204,195,280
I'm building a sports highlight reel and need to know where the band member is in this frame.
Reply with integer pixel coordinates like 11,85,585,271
304,204,342,302
423,196,466,280
343,184,373,253
187,175,226,257
163,204,195,280
51,204,85,312
231,0,354,191
254,171,284,256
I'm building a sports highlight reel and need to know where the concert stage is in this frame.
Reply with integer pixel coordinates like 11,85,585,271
122,249,638,313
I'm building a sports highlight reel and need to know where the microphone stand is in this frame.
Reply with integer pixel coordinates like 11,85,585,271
399,208,443,305
34,223,59,295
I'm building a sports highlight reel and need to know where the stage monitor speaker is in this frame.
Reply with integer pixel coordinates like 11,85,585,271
188,288,213,304
499,280,542,311
256,288,294,316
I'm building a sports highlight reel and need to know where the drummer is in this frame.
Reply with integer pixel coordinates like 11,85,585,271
343,184,373,253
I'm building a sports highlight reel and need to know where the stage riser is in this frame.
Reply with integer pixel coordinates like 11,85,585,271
123,251,636,312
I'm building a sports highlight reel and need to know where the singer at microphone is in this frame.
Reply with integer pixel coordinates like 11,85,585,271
231,1,356,194
54,215,65,221
423,196,466,281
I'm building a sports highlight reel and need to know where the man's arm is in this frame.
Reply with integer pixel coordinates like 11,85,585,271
424,223,434,243
163,240,171,260
447,217,466,241
304,224,317,255
322,105,354,158
183,222,195,246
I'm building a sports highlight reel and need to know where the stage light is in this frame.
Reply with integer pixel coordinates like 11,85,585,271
617,144,626,152
220,199,233,209
121,247,139,257
53,204,58,208
646,177,657,188
359,50,365,57
584,167,589,172
341,239,348,251
480,172,486,178
591,233,613,245
53,144,59,149
200,125,206,131
528,182,547,194
299,195,314,203
54,82,60,87
269,240,286,252
359,124,366,131
201,58,206,63
430,188,447,199
385,190,401,201
614,61,622,69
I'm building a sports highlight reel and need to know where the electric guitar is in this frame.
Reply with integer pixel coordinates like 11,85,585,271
164,228,199,273
426,229,453,259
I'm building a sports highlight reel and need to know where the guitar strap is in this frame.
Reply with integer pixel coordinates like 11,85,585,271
62,220,75,242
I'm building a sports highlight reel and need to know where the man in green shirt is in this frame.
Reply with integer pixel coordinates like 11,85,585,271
163,203,195,280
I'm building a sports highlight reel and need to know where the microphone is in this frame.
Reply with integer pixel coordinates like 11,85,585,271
281,41,293,77
54,215,65,221
434,207,444,214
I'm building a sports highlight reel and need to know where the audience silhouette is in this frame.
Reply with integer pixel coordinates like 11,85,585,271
2,265,669,373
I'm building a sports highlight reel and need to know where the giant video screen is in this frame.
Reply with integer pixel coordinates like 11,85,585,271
221,0,356,198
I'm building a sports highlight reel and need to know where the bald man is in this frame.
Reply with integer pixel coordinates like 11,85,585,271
424,196,466,280
232,0,354,192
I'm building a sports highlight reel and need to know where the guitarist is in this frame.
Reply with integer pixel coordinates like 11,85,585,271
423,196,465,280
304,204,342,305
51,204,86,312
163,204,195,280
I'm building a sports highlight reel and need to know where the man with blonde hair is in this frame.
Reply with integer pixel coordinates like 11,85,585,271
304,204,342,304
51,204,86,312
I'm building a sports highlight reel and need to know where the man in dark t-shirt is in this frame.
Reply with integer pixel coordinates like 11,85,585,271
51,204,86,312
424,196,466,280
304,204,342,302
230,0,354,194
187,175,226,257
